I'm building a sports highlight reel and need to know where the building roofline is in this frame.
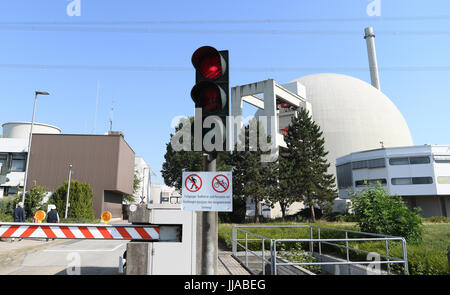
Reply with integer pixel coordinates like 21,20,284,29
32,133,135,154
2,122,61,132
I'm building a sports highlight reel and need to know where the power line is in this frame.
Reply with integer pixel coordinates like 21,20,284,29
0,63,449,72
2,15,450,25
1,25,450,35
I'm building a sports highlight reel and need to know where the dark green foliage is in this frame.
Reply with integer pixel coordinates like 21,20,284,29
161,117,203,190
123,170,141,204
0,196,16,217
15,181,47,219
230,119,277,223
49,180,95,219
218,196,247,223
350,184,423,243
281,108,337,222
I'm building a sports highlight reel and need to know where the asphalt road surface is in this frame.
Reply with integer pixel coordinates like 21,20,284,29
1,239,126,275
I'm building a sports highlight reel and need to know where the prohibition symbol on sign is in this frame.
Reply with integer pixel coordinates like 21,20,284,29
185,174,202,192
212,174,230,193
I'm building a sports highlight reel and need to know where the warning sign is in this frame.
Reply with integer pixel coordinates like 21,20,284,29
212,174,230,193
182,171,232,212
184,174,202,193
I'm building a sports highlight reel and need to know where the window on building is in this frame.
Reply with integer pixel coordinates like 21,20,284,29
351,160,367,170
351,158,385,170
409,157,430,165
389,156,430,166
412,177,433,184
10,154,26,172
391,177,433,185
389,157,410,166
435,159,450,164
6,187,19,196
355,179,387,187
337,163,352,189
437,176,450,184
0,154,7,171
367,158,386,169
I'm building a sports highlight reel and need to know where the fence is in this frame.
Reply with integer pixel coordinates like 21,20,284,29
231,225,409,275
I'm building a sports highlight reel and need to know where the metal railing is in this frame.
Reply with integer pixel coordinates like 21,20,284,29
231,225,409,275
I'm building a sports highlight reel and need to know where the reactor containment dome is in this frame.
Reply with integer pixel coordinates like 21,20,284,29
289,73,413,175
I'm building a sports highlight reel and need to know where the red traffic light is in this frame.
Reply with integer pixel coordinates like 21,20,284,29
192,46,226,80
191,81,227,113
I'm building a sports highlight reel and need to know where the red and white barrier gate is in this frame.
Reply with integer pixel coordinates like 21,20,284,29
0,223,160,241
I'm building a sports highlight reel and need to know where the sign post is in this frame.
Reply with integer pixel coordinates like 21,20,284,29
182,166,232,275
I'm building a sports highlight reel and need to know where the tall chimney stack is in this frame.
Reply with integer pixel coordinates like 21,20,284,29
364,27,381,90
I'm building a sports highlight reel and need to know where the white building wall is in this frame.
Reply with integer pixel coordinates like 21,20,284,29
336,145,450,217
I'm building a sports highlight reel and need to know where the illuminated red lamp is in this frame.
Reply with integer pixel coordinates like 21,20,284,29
191,46,226,80
191,81,227,113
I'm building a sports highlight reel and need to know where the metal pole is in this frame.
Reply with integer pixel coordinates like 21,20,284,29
318,228,322,255
142,167,147,203
64,164,72,219
262,238,265,275
402,239,409,275
22,93,38,204
201,153,217,275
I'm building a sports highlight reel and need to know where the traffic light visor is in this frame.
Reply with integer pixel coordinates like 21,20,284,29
192,46,226,80
191,81,227,113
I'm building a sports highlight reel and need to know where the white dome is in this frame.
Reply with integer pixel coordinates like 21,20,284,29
290,73,413,173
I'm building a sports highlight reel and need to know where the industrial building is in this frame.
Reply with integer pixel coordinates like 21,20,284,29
336,145,450,217
232,26,447,218
0,122,135,218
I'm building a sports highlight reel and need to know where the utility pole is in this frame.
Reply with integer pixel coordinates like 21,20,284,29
202,153,217,275
22,91,50,204
64,164,73,219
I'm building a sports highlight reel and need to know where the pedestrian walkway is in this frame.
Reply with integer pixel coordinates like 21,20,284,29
217,251,251,275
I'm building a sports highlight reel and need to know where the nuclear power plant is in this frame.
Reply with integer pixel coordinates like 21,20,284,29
231,27,449,218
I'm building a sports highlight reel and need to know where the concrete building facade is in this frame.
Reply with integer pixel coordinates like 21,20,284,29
336,145,450,217
26,133,135,218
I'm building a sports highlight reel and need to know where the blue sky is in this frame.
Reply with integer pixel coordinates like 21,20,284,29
0,0,449,184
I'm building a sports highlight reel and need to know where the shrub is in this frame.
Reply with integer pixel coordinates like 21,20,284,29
49,180,95,219
15,181,47,219
0,212,13,222
0,196,16,216
350,184,423,243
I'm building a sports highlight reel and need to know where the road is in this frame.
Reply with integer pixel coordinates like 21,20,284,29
0,239,126,275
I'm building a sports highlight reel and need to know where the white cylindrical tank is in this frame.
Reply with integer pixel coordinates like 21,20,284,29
2,122,61,138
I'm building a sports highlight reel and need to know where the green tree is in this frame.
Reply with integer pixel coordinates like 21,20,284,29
49,180,95,219
350,183,423,243
15,181,47,219
269,151,295,220
283,108,337,222
161,117,231,190
161,117,203,190
123,170,141,204
230,119,277,222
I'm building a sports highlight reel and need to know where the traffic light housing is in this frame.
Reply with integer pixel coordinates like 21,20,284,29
191,46,229,152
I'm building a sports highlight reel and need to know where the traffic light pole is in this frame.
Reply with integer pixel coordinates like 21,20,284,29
202,153,218,275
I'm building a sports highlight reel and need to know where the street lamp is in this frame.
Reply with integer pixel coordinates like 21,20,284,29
65,164,73,219
141,167,147,204
22,91,50,204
